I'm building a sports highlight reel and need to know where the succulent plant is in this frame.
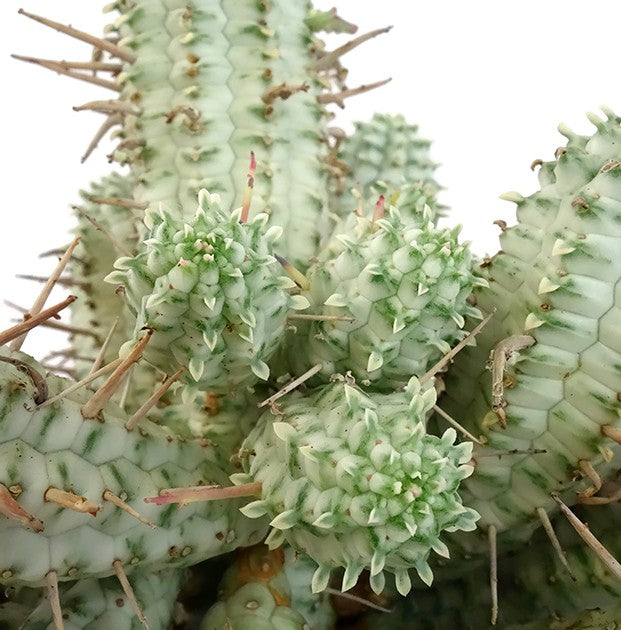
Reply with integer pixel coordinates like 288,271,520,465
2,2,620,629
233,376,478,596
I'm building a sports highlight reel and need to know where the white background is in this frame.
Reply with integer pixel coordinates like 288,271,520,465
1,1,619,356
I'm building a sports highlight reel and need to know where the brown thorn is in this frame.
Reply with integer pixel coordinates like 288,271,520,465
323,586,393,613
125,368,185,431
5,299,100,342
73,99,140,115
0,356,48,404
41,364,77,378
287,313,356,322
42,348,78,362
112,560,150,628
239,151,257,223
489,334,536,428
11,54,121,91
530,158,544,171
473,448,547,458
433,405,484,445
38,358,123,409
81,331,152,419
262,82,309,105
0,295,77,347
10,317,100,342
87,196,148,210
50,59,123,73
73,206,133,256
144,482,262,507
89,318,120,375
17,9,135,62
312,26,393,71
258,363,323,408
46,570,64,630
420,310,495,384
11,237,80,351
577,459,602,500
103,490,156,529
489,525,498,625
39,248,87,265
0,483,44,532
274,254,310,291
117,367,133,411
317,78,392,108
44,487,102,516
352,187,363,216
602,424,621,445
551,492,621,580
536,506,576,581
579,488,621,505
165,105,202,131
81,114,122,163
16,273,90,290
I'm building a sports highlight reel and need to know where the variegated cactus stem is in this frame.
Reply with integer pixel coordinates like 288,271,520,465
439,110,621,558
145,375,479,599
105,1,391,269
68,173,144,381
105,188,310,399
358,502,621,630
278,194,486,390
15,4,394,270
329,113,442,221
4,569,186,630
0,339,269,630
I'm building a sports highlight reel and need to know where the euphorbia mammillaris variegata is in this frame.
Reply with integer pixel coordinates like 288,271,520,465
1,3,620,629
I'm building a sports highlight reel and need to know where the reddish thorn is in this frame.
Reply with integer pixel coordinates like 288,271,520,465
372,195,386,225
240,151,257,223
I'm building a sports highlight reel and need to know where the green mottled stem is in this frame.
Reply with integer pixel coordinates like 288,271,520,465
441,111,621,543
0,349,267,586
